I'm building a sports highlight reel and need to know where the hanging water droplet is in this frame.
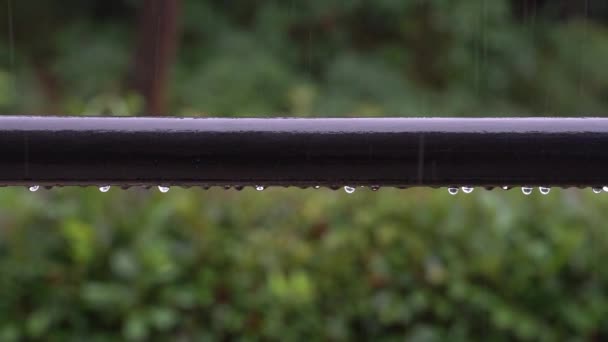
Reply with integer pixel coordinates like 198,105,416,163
158,186,170,193
448,187,459,195
99,185,111,193
255,185,265,191
539,187,551,195
461,186,474,194
29,185,39,192
521,187,533,195
370,185,380,191
344,186,356,194
593,187,603,194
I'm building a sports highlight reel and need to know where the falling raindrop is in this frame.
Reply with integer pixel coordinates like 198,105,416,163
539,187,551,195
448,187,459,195
461,186,474,194
99,185,111,193
29,185,39,192
158,186,170,193
255,185,265,191
593,187,603,194
522,187,533,195
344,186,356,194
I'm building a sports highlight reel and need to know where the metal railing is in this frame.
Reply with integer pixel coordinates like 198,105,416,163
1,116,607,189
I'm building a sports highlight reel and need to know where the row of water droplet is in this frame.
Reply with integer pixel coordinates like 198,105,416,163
28,185,173,193
447,186,608,195
26,185,608,194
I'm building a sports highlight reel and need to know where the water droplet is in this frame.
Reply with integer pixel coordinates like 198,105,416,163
539,187,551,195
99,185,111,193
461,186,474,194
255,185,265,191
521,187,533,195
29,185,39,192
448,187,459,195
370,185,380,191
344,186,356,194
158,186,170,193
593,187,603,194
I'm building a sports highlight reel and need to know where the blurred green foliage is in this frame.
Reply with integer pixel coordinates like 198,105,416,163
1,0,608,340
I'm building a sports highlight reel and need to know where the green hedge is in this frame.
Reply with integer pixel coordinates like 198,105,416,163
1,189,607,340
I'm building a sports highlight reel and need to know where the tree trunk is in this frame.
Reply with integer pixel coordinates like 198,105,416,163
131,0,180,116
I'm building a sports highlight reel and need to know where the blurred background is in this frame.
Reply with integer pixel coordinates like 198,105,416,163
1,0,608,340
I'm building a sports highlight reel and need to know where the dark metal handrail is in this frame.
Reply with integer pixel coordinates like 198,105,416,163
1,116,607,189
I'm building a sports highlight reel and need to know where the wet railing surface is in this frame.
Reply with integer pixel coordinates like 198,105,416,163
1,116,608,194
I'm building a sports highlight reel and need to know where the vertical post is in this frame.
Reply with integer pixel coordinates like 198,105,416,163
131,0,180,115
